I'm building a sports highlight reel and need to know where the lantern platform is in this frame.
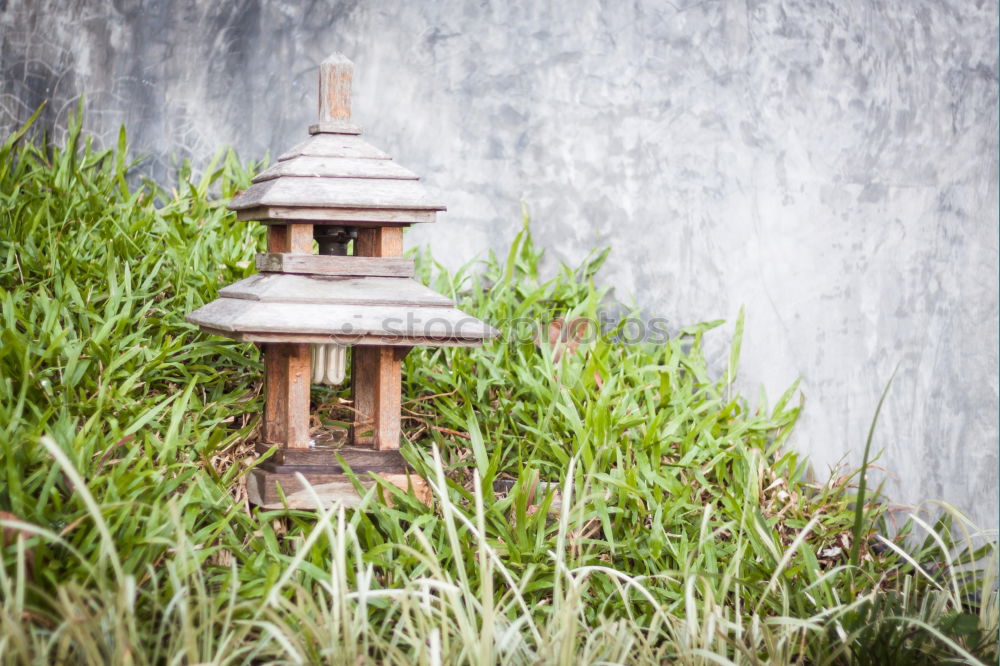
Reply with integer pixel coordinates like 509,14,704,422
247,440,431,509
247,466,429,509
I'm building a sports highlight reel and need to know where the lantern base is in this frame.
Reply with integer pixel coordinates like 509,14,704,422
247,442,430,510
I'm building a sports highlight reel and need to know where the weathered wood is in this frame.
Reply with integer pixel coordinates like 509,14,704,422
263,344,285,444
262,462,409,475
219,274,452,306
284,344,312,449
230,177,444,212
355,227,404,257
263,343,312,449
351,346,408,450
187,297,497,339
254,442,408,469
236,206,435,225
350,346,378,448
277,134,391,162
256,253,415,278
189,50,494,513
288,224,314,253
247,467,431,509
308,121,362,135
253,156,418,184
349,226,410,450
267,225,289,253
195,326,489,347
266,224,314,253
319,53,353,122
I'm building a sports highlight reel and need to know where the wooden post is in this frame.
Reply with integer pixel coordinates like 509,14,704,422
267,223,314,253
262,223,314,449
263,343,312,449
351,227,406,450
319,53,353,122
355,227,403,257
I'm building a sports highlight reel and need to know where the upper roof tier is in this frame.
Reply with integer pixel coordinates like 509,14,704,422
229,53,445,226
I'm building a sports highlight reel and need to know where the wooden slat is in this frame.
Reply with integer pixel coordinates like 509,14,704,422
276,134,390,162
263,343,312,449
256,253,415,278
261,462,406,475
253,156,418,184
219,274,451,306
247,467,430,509
308,121,362,135
230,177,444,212
236,206,436,225
319,53,353,122
196,326,488,347
254,442,408,469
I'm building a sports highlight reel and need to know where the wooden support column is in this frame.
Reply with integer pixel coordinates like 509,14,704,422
263,343,312,449
351,346,410,450
262,222,314,449
352,227,406,450
267,223,314,254
355,227,403,257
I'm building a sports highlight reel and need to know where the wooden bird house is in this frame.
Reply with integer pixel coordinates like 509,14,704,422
187,53,498,508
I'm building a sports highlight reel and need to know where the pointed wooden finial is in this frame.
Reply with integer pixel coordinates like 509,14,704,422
319,53,353,122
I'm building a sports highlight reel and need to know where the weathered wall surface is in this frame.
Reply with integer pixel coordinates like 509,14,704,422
2,0,997,529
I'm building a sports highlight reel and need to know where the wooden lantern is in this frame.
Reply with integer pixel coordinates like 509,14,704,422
186,53,498,509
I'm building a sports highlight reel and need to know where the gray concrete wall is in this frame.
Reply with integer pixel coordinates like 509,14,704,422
2,0,996,530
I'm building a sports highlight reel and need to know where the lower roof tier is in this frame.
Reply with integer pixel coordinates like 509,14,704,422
186,274,499,347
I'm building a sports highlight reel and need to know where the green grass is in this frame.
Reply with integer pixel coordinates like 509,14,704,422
0,109,996,664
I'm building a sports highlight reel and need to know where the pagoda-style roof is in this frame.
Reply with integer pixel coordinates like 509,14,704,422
189,52,499,352
230,130,445,225
186,274,497,346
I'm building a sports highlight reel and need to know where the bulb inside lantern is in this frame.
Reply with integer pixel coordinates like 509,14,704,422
311,344,347,385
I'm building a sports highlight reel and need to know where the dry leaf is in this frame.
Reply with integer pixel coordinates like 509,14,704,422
534,317,592,363
0,511,35,580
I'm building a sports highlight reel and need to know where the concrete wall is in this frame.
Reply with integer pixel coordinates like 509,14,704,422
2,0,996,529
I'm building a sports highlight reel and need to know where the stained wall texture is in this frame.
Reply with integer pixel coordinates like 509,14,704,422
2,0,997,529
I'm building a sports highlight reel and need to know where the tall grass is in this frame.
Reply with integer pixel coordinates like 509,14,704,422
0,111,996,664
